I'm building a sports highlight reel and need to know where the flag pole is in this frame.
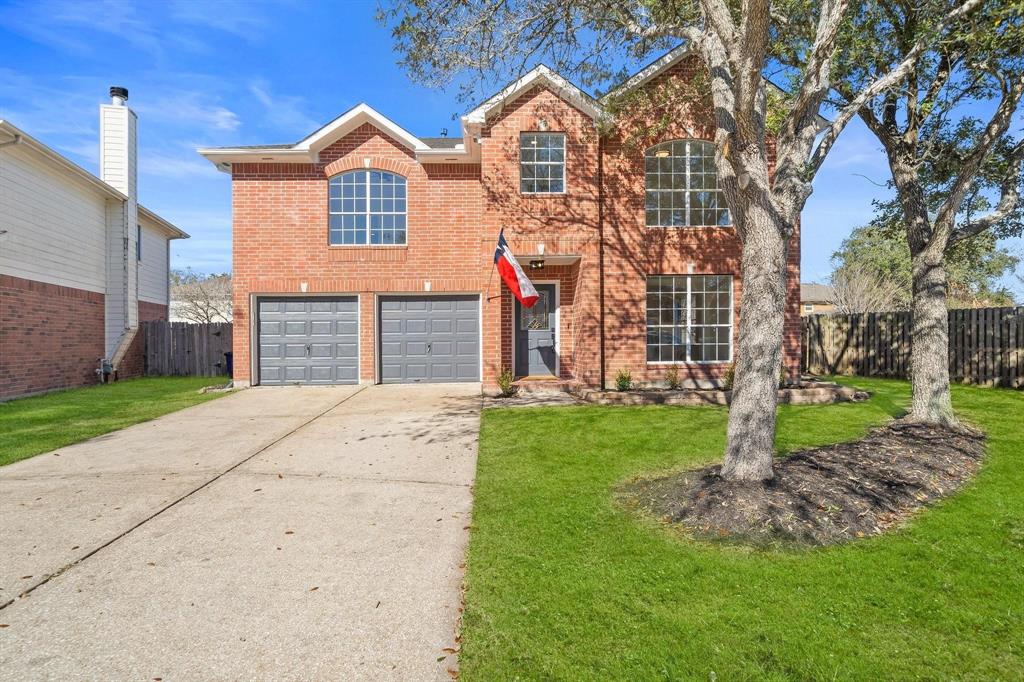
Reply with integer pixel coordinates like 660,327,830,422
485,228,501,300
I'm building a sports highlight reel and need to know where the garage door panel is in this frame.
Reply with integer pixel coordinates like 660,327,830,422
309,320,333,335
431,341,454,357
283,344,307,358
379,295,479,383
258,297,359,385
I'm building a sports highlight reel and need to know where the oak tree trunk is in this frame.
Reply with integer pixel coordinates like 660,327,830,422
721,204,789,482
909,246,957,425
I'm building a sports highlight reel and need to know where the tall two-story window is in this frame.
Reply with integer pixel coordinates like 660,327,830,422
645,140,729,227
646,275,733,363
520,133,565,194
328,170,407,245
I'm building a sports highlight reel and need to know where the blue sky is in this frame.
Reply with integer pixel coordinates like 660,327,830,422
1,0,1020,298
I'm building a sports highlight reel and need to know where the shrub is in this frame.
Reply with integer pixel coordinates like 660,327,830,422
723,360,790,391
665,364,682,390
615,368,633,392
497,367,517,397
722,362,736,390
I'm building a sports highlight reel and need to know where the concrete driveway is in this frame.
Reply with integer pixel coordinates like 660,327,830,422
0,383,481,680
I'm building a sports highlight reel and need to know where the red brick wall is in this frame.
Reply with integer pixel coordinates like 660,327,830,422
0,274,105,399
229,60,801,388
601,58,801,386
231,124,485,383
117,300,169,379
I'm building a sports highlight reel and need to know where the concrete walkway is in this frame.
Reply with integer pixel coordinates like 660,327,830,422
0,383,481,680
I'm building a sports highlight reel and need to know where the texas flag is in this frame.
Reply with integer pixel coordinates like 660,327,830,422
494,229,540,308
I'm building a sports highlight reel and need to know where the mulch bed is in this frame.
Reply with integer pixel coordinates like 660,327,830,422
620,421,986,546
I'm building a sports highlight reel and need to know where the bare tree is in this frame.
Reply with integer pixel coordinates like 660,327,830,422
170,269,232,324
829,264,905,313
380,0,977,481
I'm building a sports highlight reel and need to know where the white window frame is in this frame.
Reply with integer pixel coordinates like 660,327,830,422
644,140,730,228
519,132,566,195
328,169,408,247
646,275,733,365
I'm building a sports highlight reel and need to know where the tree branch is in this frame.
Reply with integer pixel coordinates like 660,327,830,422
950,140,1024,244
808,0,985,175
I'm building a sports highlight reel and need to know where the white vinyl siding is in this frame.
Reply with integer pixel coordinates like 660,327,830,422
138,220,170,305
0,144,108,292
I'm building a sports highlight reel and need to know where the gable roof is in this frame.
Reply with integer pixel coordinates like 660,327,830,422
296,103,430,154
463,64,603,124
801,283,835,303
199,44,828,172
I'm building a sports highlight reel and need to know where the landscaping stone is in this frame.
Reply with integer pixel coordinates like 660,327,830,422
575,381,869,406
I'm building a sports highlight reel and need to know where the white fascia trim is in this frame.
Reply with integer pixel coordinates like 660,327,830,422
464,65,604,124
139,204,190,240
0,119,128,202
295,103,429,155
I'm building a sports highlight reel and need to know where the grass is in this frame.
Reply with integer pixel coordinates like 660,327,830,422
463,377,1024,680
0,377,228,467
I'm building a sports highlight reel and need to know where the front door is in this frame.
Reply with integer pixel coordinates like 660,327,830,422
515,284,557,377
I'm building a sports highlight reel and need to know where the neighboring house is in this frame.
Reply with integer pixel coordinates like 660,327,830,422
800,283,837,316
199,46,800,389
0,87,188,399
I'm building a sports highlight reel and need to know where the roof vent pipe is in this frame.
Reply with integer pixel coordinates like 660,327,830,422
109,86,128,106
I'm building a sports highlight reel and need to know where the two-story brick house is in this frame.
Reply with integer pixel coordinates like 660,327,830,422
198,46,800,390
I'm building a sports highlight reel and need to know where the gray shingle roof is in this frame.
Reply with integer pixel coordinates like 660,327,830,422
801,283,835,303
420,136,463,149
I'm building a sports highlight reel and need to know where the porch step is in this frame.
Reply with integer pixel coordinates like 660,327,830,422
512,377,578,394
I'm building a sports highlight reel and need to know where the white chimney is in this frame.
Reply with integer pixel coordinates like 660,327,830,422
100,86,136,199
100,85,140,356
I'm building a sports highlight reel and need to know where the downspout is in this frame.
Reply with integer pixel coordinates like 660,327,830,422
597,135,606,389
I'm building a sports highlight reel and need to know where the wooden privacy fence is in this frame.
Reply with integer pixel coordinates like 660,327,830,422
802,307,1024,388
143,321,233,377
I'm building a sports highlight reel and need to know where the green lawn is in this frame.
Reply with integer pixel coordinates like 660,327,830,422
0,377,228,467
464,378,1024,680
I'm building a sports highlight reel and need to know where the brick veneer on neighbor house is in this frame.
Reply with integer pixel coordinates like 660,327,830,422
226,55,801,388
0,275,170,398
0,274,106,398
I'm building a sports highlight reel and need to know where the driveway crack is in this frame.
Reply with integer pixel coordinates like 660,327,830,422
0,385,368,612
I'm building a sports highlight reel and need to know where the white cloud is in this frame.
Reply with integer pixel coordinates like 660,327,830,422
0,0,204,56
249,78,320,137
135,93,241,132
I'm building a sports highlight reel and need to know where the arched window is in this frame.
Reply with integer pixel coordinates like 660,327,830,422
328,170,407,245
644,140,729,227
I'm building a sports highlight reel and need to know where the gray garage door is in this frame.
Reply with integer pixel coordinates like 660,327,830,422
379,296,479,383
257,297,359,385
